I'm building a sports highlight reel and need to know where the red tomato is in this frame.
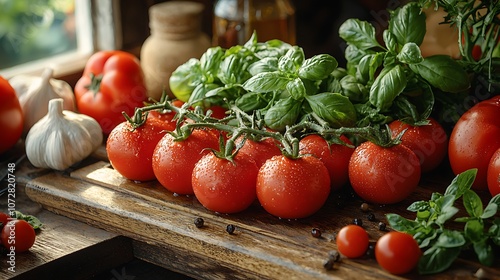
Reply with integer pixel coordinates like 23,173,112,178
487,148,500,196
0,212,10,229
375,231,421,275
448,95,500,190
207,105,228,119
0,76,23,154
192,152,258,214
256,155,330,219
106,116,174,182
152,129,219,195
1,219,36,253
74,50,148,134
388,118,448,173
235,136,282,168
299,134,354,191
349,141,421,204
336,225,369,258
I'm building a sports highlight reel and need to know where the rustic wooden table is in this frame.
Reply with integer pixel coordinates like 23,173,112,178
2,145,500,279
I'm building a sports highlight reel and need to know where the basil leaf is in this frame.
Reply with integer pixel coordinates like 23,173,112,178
278,46,304,73
397,42,424,64
200,46,225,77
264,97,302,131
235,92,269,112
340,75,369,103
389,2,426,46
464,219,484,243
418,246,461,275
434,230,466,248
409,55,471,93
482,194,500,219
287,77,306,100
386,213,421,232
383,29,397,52
369,65,407,111
463,189,484,218
305,92,357,128
474,240,495,266
339,18,382,50
169,58,203,102
489,219,500,246
243,72,291,93
407,200,430,212
218,53,252,85
298,54,338,81
248,57,279,75
444,168,477,199
344,44,370,66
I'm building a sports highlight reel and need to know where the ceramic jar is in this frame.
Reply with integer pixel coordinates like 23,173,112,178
141,1,211,100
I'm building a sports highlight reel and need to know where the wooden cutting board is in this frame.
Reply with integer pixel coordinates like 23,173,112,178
24,159,500,280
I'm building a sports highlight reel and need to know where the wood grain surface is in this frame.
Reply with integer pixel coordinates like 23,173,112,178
23,158,500,280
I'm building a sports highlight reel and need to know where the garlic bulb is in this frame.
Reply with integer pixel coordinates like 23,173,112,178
9,67,76,134
25,98,103,171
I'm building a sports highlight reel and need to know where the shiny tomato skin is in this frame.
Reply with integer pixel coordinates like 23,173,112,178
1,219,36,253
375,231,421,275
236,137,282,168
106,117,173,182
0,212,10,229
75,50,148,134
487,148,500,196
389,118,448,173
349,141,421,205
256,155,330,219
336,225,369,258
192,153,259,214
449,95,500,190
152,129,219,195
299,134,354,191
0,76,23,154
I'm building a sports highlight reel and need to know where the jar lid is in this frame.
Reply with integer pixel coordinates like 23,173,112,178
149,1,205,34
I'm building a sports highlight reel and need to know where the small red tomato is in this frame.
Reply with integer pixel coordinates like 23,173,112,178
152,129,219,195
236,136,282,168
336,225,370,258
256,155,330,219
389,118,448,173
0,76,23,154
0,212,10,229
192,153,259,214
1,219,36,253
349,141,421,204
375,231,421,275
299,134,354,191
106,116,174,182
487,148,500,197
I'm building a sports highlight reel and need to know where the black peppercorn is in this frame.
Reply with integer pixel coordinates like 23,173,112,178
311,228,322,238
367,212,376,221
378,222,387,231
226,224,236,234
353,218,363,226
360,202,370,212
194,217,204,228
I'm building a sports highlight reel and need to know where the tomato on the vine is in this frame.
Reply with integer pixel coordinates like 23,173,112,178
336,225,369,258
74,50,148,134
235,136,282,168
349,141,421,204
152,129,219,195
107,115,175,182
375,231,421,275
448,95,500,190
389,118,448,173
487,148,500,197
192,152,259,214
1,219,36,253
256,155,330,219
299,134,354,191
0,76,23,154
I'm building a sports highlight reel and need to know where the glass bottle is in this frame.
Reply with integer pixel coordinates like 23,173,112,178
212,0,296,48
140,1,211,100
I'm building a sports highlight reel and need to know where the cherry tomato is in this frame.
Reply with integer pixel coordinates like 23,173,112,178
192,152,259,214
349,141,421,204
235,136,282,168
375,231,421,275
487,148,500,197
389,118,448,173
0,212,10,229
206,105,228,119
75,50,148,134
0,76,23,154
449,95,500,190
107,116,175,182
256,155,330,219
1,219,36,253
336,225,369,258
299,134,354,191
152,129,219,195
